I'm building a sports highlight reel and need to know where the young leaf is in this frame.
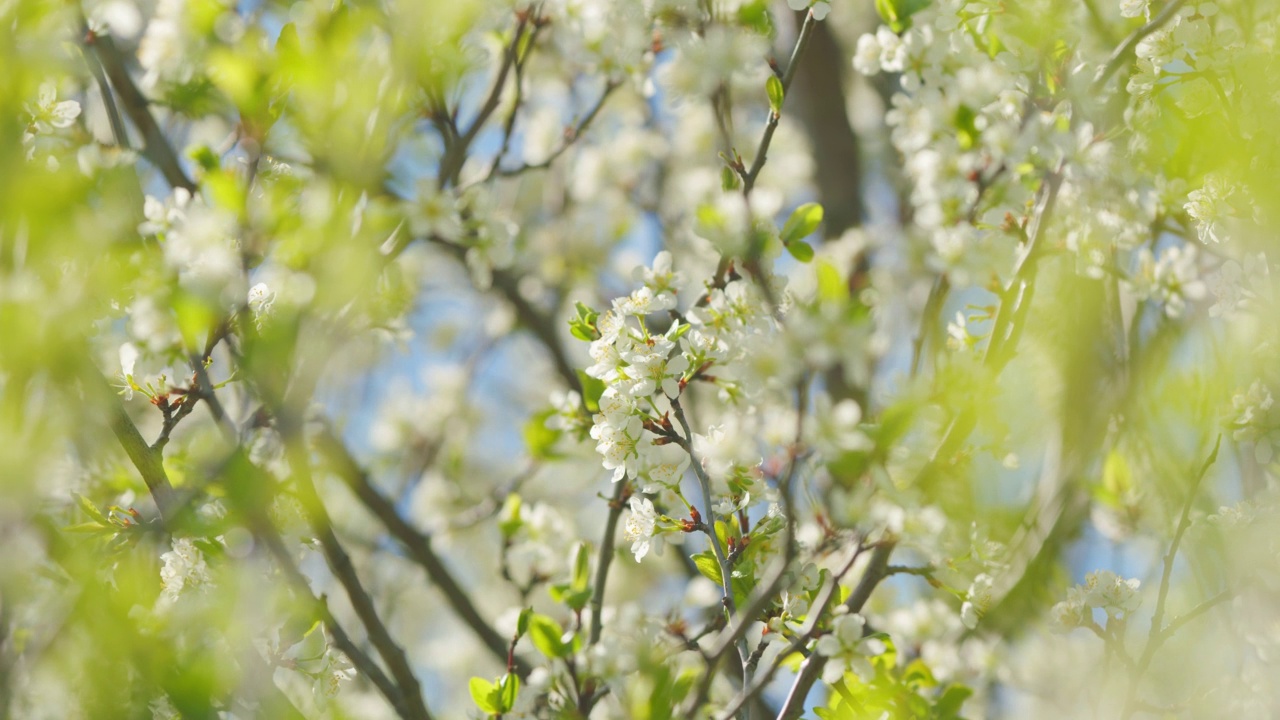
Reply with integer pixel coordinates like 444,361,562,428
497,673,520,713
691,551,723,586
523,409,563,460
528,614,569,658
572,541,591,591
577,371,606,413
786,240,815,263
780,202,824,244
469,677,501,714
498,494,523,538
721,165,740,191
767,75,785,113
516,607,533,638
74,493,110,525
935,684,974,719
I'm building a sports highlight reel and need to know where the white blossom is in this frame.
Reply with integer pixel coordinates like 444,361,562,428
816,612,875,683
27,83,81,134
623,496,663,562
159,537,213,602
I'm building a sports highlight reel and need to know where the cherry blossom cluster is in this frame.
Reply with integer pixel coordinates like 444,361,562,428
1049,570,1142,632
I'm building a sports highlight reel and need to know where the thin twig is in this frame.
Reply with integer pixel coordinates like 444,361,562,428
76,27,130,149
1121,434,1221,719
683,377,809,718
494,79,621,180
713,543,866,720
910,275,950,378
774,541,895,720
671,398,739,623
315,426,532,679
1158,587,1232,641
82,25,197,192
588,479,629,646
102,374,176,524
1093,0,1189,92
578,478,630,717
437,10,534,187
741,10,818,194
482,21,543,181
285,444,434,720
237,479,411,718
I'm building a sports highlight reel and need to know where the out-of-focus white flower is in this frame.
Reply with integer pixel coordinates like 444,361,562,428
247,282,275,327
961,573,995,629
853,33,882,75
816,612,875,682
1185,175,1234,244
27,83,81,134
159,537,213,602
1048,586,1089,632
1083,570,1141,615
1120,0,1149,18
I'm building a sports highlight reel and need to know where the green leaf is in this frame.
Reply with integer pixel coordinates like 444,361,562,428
902,658,936,689
785,240,815,263
73,493,109,525
578,371,606,413
737,0,774,34
528,614,569,658
549,583,594,611
874,0,900,25
572,541,591,590
516,607,532,638
766,75,785,113
497,673,520,713
63,522,110,534
569,302,601,342
523,409,562,460
1098,450,1133,508
714,520,730,548
498,493,523,538
953,104,980,151
780,202,824,245
691,551,723,586
875,0,932,31
187,145,221,173
469,677,500,714
815,259,849,302
935,684,973,719
292,621,327,662
721,165,740,191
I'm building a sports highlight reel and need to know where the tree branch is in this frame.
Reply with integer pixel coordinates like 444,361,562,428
437,11,533,187
315,425,532,679
1121,434,1221,719
284,443,434,720
81,26,197,192
774,541,895,720
1092,0,1189,92
741,9,818,194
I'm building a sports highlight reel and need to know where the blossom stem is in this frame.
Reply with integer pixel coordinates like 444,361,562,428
670,396,751,720
671,398,739,620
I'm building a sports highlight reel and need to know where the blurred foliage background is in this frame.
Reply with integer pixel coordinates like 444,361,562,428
1,0,1279,718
